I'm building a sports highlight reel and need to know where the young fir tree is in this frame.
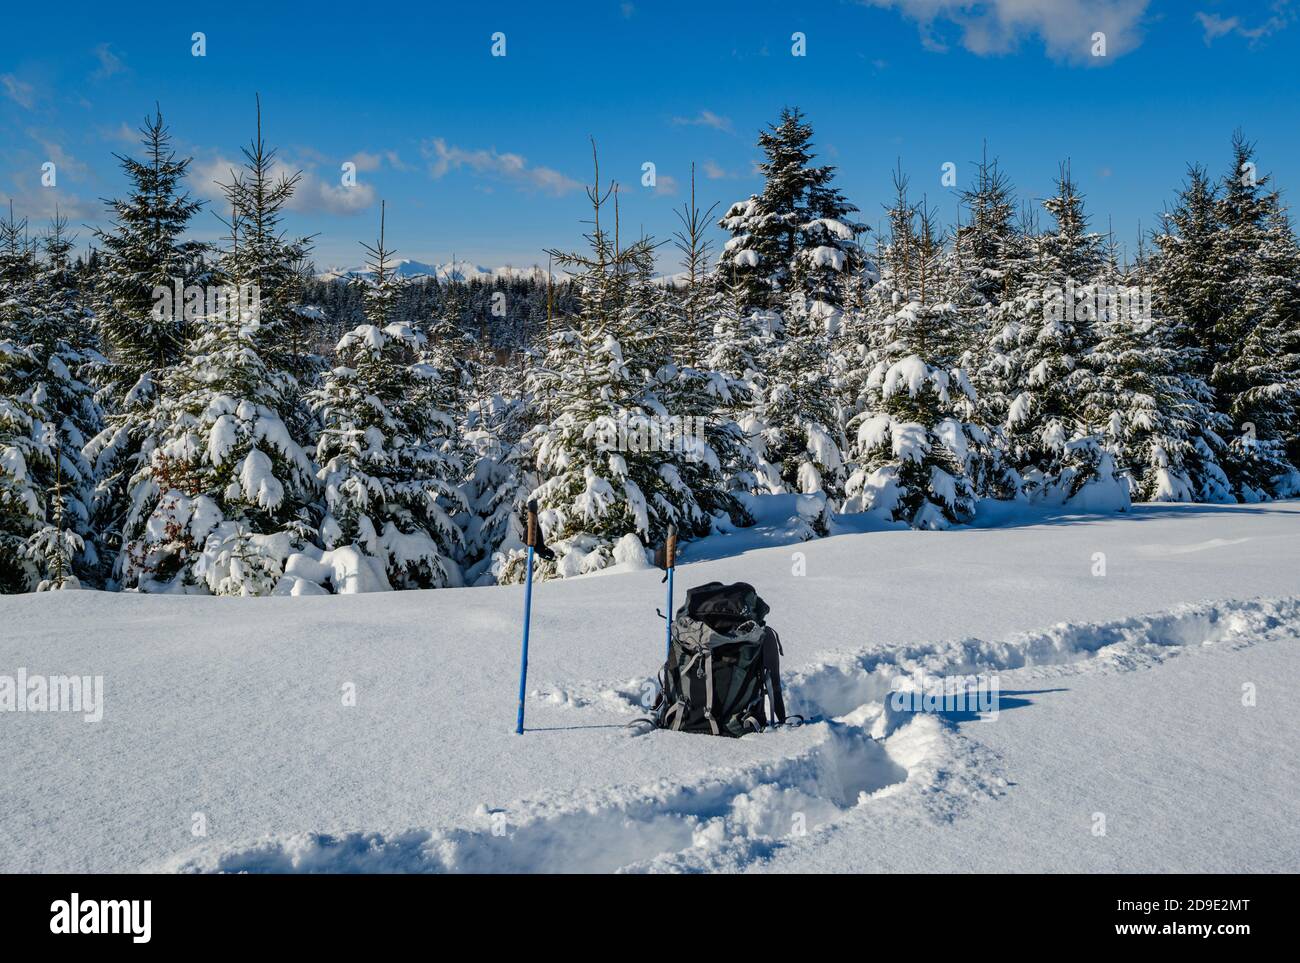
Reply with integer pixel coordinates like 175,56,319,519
1149,165,1222,368
83,109,206,583
121,102,318,595
1218,201,1300,494
746,326,848,511
953,147,1021,308
1079,243,1235,503
91,109,206,381
461,387,539,585
418,294,479,469
720,112,861,507
634,263,755,530
843,187,979,528
717,108,863,316
652,169,758,515
787,169,865,333
20,217,102,583
706,277,766,385
690,276,770,495
0,202,35,292
516,145,742,578
0,338,50,592
993,165,1128,507
951,152,1027,474
0,212,104,590
1209,135,1300,496
0,207,44,590
667,163,720,370
312,204,466,589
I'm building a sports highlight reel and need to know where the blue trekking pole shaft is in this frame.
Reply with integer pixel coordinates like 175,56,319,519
515,502,540,735
664,525,677,659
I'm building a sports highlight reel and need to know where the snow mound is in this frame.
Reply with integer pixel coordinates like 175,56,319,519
277,545,393,594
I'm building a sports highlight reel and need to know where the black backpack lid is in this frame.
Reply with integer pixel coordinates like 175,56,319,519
679,581,770,631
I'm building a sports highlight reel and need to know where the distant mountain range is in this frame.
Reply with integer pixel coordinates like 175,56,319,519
316,258,691,287
315,259,556,284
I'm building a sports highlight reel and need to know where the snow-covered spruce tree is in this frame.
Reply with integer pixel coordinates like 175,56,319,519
967,198,1043,469
659,173,758,503
121,102,318,595
1149,164,1223,370
993,166,1128,509
953,148,1022,308
843,189,979,528
788,175,866,333
665,164,721,370
513,145,744,578
697,277,769,496
706,277,767,385
1078,249,1234,503
83,109,206,583
0,212,105,591
718,107,862,314
0,346,50,592
747,235,852,512
633,270,755,530
416,309,479,506
462,276,563,585
745,325,848,513
716,110,861,507
951,152,1032,492
0,207,42,591
421,315,478,412
461,387,538,585
309,203,465,590
91,109,207,382
1217,201,1300,495
1210,136,1300,496
17,216,102,586
0,202,35,293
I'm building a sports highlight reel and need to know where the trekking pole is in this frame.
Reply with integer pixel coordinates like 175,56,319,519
515,500,540,735
663,524,677,660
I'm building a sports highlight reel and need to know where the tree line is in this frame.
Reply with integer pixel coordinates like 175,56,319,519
0,103,1296,594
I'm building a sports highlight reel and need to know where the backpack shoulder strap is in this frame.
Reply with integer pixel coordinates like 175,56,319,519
762,627,787,725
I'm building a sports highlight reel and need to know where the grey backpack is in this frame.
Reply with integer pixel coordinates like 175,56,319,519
648,582,791,737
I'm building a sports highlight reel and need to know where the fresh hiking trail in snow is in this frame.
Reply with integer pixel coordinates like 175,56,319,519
2,502,1298,874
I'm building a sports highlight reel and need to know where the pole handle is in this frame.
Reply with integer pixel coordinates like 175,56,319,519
526,499,538,548
665,525,677,570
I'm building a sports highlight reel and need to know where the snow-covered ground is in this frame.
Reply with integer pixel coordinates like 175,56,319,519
2,501,1298,873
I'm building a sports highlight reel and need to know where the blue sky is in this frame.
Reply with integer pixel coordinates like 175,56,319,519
1,0,1297,271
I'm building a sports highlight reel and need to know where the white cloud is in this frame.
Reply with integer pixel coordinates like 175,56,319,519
1196,2,1295,44
310,177,376,214
25,131,89,181
859,0,1150,63
420,138,581,196
99,121,137,144
2,168,95,221
671,109,734,133
386,150,416,172
655,173,680,195
385,150,415,172
191,152,376,216
92,43,127,80
1,74,35,109
346,149,415,173
702,159,730,179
